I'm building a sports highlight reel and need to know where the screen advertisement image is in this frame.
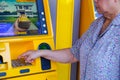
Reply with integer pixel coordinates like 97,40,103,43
0,0,44,37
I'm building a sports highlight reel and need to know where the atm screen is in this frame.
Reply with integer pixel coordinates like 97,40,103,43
0,0,48,37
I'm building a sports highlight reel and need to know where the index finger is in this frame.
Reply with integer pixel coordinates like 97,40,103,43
18,51,30,59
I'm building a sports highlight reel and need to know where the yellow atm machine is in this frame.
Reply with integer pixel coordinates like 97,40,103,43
0,0,57,79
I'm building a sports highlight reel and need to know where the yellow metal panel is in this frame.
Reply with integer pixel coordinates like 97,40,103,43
79,0,95,36
56,0,74,49
0,43,5,51
56,0,74,80
9,41,34,60
6,71,57,80
43,0,53,37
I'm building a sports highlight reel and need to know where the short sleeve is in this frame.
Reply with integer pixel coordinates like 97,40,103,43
70,17,102,60
70,30,89,60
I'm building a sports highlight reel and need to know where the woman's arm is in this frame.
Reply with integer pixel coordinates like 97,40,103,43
18,48,78,63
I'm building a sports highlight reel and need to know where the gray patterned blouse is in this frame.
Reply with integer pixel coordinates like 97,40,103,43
71,14,120,80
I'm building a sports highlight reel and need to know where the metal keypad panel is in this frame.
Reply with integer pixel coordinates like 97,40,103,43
12,59,32,68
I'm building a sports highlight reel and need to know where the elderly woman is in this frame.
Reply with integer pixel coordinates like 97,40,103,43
18,0,120,80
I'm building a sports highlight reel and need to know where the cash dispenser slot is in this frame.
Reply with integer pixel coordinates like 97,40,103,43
9,41,34,68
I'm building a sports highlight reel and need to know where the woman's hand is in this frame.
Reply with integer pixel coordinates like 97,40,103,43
18,50,40,63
